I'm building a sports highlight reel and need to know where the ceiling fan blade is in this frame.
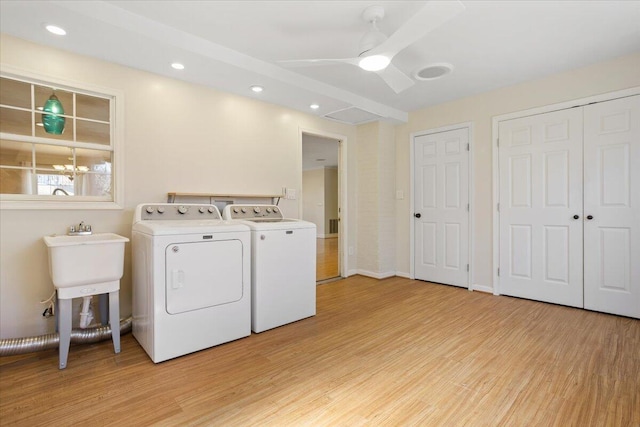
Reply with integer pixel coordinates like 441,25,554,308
278,58,359,68
375,63,415,94
369,0,465,58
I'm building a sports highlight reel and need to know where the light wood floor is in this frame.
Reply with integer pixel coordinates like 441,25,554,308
1,276,638,426
316,237,339,281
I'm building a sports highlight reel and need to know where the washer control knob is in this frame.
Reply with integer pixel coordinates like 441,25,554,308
157,207,165,214
273,207,279,213
254,206,261,214
177,206,188,214
208,207,215,213
198,207,205,213
266,207,272,213
145,206,155,214
241,207,247,213
233,207,239,213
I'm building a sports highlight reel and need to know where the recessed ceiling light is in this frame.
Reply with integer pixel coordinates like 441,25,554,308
171,63,185,70
45,25,66,36
310,104,320,110
250,85,264,93
413,63,453,81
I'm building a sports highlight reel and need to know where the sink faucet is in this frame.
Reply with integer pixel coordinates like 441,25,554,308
68,221,92,236
52,187,69,195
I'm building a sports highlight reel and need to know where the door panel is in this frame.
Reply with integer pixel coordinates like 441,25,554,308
165,240,243,315
414,127,469,287
583,95,640,318
499,108,583,307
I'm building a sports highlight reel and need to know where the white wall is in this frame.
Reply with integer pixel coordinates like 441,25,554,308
395,52,640,290
357,121,396,278
302,168,325,235
0,34,358,338
323,167,338,235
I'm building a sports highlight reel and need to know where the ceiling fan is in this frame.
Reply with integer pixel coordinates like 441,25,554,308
278,1,465,94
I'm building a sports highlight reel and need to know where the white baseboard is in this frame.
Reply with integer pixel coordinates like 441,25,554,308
346,269,358,277
317,234,339,239
357,269,396,280
471,284,493,294
395,271,412,279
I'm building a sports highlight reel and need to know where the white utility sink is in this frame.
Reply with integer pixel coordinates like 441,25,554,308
43,233,129,289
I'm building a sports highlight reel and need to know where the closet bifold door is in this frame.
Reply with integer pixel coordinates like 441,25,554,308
498,108,584,308
583,95,640,319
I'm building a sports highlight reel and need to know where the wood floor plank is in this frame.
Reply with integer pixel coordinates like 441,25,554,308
1,276,638,426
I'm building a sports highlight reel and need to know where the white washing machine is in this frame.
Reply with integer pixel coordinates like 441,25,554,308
222,204,316,333
132,203,251,363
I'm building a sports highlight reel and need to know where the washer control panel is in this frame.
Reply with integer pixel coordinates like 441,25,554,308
224,204,283,220
138,203,221,220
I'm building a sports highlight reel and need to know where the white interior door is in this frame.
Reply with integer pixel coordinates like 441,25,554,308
498,108,584,307
583,95,640,318
413,127,469,287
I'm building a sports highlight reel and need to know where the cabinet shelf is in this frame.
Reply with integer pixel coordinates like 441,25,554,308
167,192,284,203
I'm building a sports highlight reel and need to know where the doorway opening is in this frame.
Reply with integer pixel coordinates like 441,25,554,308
301,132,343,282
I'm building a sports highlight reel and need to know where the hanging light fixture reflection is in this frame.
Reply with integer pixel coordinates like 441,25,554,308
42,94,65,134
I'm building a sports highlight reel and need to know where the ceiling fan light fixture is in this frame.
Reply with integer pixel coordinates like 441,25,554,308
358,55,390,72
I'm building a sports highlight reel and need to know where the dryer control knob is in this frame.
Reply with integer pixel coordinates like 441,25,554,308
145,206,155,214
208,207,215,213
178,206,188,214
198,207,205,213
254,207,261,214
273,207,279,213
233,207,239,213
157,207,165,214
241,208,247,213
266,207,272,213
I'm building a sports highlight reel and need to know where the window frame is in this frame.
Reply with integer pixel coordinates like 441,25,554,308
0,66,124,210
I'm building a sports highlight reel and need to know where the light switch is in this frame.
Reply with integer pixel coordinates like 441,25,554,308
396,190,404,200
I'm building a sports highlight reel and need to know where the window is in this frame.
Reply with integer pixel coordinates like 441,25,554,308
0,69,123,209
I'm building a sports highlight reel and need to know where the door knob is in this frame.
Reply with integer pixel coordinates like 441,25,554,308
414,213,421,218
586,215,594,220
573,215,580,220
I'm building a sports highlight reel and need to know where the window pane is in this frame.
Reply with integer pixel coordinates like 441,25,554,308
34,86,73,114
0,77,31,109
0,107,32,136
77,119,110,145
34,144,74,171
76,147,112,170
80,173,112,197
0,168,31,194
76,94,109,122
34,112,73,140
76,148,113,197
36,171,74,196
0,139,32,167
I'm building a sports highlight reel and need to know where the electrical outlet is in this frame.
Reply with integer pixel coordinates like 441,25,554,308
348,246,354,256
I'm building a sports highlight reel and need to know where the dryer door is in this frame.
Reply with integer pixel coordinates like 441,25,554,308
165,239,243,314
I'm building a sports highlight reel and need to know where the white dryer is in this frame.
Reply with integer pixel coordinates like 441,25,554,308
132,203,251,363
222,204,316,333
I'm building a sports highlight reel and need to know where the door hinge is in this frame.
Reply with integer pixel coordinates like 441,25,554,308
497,203,500,212
497,268,500,277
467,143,470,151
467,203,470,212
496,138,500,147
466,264,469,272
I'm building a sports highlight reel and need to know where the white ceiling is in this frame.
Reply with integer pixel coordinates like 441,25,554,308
1,0,639,126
